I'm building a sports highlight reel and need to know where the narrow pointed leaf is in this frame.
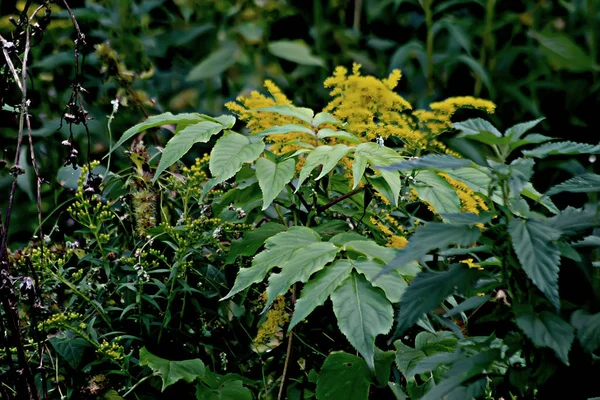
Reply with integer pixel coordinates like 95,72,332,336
505,118,545,140
255,158,296,210
523,142,600,159
297,145,352,187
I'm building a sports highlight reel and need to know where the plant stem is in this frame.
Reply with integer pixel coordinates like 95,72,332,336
317,185,366,213
353,0,363,33
423,0,434,95
475,0,495,96
288,182,311,212
277,284,296,400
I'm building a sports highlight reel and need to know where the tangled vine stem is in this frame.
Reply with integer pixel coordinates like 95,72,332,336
0,1,87,398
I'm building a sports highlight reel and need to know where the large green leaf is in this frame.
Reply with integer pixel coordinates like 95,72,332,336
255,157,295,210
522,142,600,159
507,158,535,196
548,206,599,235
186,43,240,81
196,372,252,400
571,310,600,354
331,272,393,370
515,308,573,365
154,118,234,182
254,104,314,125
297,145,352,187
509,219,561,309
111,113,207,154
342,240,397,263
316,352,371,400
317,128,361,144
266,242,339,308
452,118,505,146
268,40,324,66
381,155,471,171
546,173,600,196
395,264,479,336
225,222,286,264
312,112,340,127
352,151,368,189
443,167,503,204
355,142,404,167
48,331,89,369
209,132,265,184
139,347,205,391
505,118,545,141
288,259,354,330
353,259,407,303
529,31,598,72
412,170,461,214
221,227,321,300
254,124,315,137
378,169,402,206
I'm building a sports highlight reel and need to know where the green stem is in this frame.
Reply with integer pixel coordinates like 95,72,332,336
423,0,434,95
122,373,158,398
475,0,495,96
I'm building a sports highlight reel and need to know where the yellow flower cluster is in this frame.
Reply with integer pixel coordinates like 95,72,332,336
37,312,83,331
96,340,125,362
370,212,408,249
254,295,289,345
460,258,484,270
68,162,113,232
438,173,488,215
181,154,211,197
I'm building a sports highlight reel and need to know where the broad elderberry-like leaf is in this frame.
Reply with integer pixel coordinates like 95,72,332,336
209,132,265,184
139,347,205,392
296,144,352,187
509,219,561,309
331,271,393,370
411,170,461,214
515,308,573,365
288,259,354,331
221,227,321,300
255,157,295,210
316,352,372,400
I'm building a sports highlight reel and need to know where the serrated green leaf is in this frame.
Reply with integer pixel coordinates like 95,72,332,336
297,145,352,187
444,167,504,204
505,118,545,140
110,113,207,155
186,43,240,81
209,132,265,184
312,112,340,127
522,141,600,159
509,219,561,309
254,104,314,125
380,154,472,171
225,222,286,264
288,259,354,330
353,259,407,303
139,347,205,391
571,310,600,354
48,331,89,369
521,183,559,214
268,40,324,66
316,352,371,400
508,158,534,196
254,124,315,137
221,227,321,300
316,128,361,144
548,205,600,235
395,264,479,336
546,173,600,196
255,158,295,210
510,134,556,152
196,371,252,400
515,309,573,365
444,295,490,318
266,242,339,308
412,170,461,214
331,272,393,370
453,118,502,138
153,120,228,182
439,212,494,225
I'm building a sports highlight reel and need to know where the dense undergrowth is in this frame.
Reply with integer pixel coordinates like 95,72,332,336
1,1,600,399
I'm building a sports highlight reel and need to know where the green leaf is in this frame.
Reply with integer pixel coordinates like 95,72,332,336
505,118,545,140
186,43,240,81
529,31,598,72
254,124,315,137
546,173,600,196
268,40,324,66
374,349,396,387
453,118,502,138
288,259,354,330
221,227,321,300
316,352,371,400
196,372,252,400
548,205,600,235
352,151,368,189
266,242,339,308
225,222,286,264
522,141,600,159
355,142,404,167
209,132,265,184
331,272,393,370
312,112,340,127
353,259,407,303
110,113,207,154
254,104,314,125
48,331,89,369
510,134,556,152
515,308,573,365
395,264,479,336
342,240,397,263
571,310,600,354
521,183,559,214
444,295,490,318
297,145,352,187
508,158,535,196
139,347,205,391
412,170,461,214
153,120,229,182
255,158,295,210
439,212,494,225
316,128,361,144
509,219,561,309
103,389,124,400
380,155,471,171
378,169,402,206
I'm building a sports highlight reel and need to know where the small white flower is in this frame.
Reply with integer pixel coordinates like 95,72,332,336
376,136,384,148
